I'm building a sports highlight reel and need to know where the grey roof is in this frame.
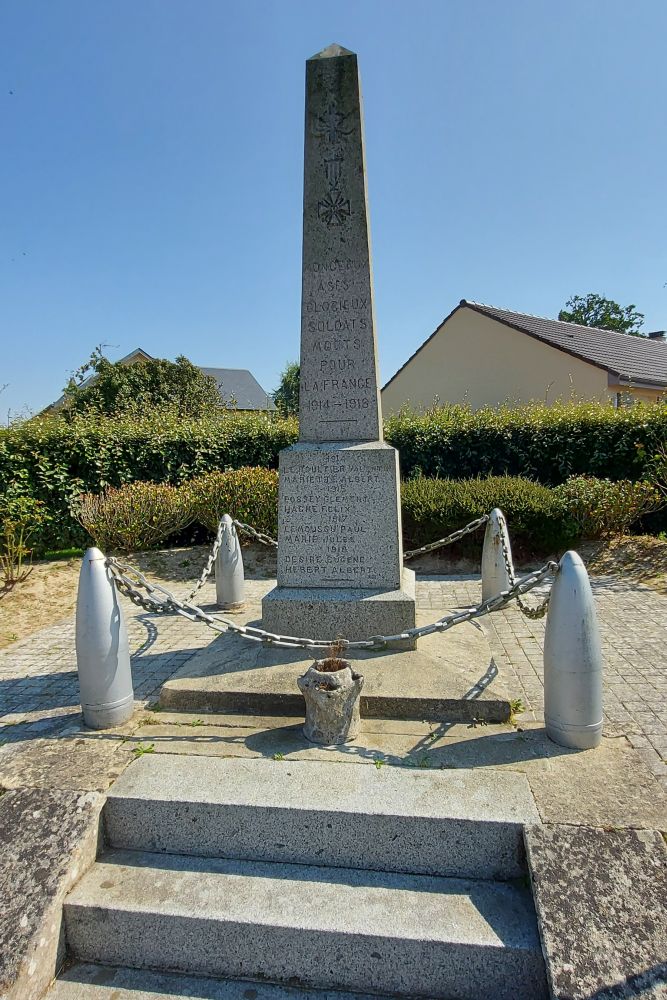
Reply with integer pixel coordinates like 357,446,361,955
384,301,667,391
463,301,667,388
200,368,276,410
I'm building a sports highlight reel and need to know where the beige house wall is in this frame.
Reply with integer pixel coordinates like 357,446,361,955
614,384,665,405
383,308,632,414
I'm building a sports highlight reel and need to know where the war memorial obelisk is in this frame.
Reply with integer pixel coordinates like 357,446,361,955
262,44,416,645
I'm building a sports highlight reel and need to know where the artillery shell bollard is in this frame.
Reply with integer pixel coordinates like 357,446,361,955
215,514,245,611
543,550,603,750
481,507,513,600
75,547,134,729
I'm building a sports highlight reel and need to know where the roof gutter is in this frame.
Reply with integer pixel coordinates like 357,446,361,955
607,373,667,391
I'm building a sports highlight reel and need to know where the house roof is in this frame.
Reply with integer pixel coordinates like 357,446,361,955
383,300,667,391
200,368,276,410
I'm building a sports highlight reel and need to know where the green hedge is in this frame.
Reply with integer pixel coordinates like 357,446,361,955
401,476,575,555
386,402,667,483
1,401,665,550
76,471,656,557
0,411,297,550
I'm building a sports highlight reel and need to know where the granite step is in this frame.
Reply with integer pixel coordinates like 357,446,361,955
63,850,548,1000
104,754,540,880
48,962,380,1000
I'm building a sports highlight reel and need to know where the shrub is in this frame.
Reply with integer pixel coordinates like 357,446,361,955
0,489,50,586
62,350,224,417
186,467,279,535
385,400,667,484
73,481,192,552
553,476,662,538
401,476,576,556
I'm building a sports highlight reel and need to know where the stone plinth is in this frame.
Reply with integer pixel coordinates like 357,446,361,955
262,568,416,649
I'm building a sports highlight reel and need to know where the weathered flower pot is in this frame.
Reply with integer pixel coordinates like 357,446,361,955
297,658,364,745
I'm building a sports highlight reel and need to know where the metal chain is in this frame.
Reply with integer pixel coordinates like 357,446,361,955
496,510,551,619
403,514,489,561
106,554,557,651
181,517,227,603
229,515,488,560
232,519,278,548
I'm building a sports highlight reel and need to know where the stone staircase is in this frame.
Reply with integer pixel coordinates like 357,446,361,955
51,755,549,999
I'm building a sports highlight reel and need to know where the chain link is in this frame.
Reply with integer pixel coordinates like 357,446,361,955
496,510,551,619
232,520,278,548
181,517,227,603
403,514,489,561
229,515,488,561
106,553,556,651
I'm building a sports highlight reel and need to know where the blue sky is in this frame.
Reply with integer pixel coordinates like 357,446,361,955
1,0,665,419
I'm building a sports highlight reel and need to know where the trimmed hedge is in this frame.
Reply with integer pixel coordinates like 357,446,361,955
185,468,279,536
76,471,659,557
401,476,575,555
386,402,667,483
0,411,297,550
2,401,666,550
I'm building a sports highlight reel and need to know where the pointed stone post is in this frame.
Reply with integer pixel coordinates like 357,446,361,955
481,508,513,601
75,547,134,729
543,551,603,750
215,514,245,611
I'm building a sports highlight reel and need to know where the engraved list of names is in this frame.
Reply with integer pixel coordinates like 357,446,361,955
276,446,402,590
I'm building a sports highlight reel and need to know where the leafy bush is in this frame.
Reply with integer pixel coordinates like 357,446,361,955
0,488,50,586
385,401,667,484
185,467,279,535
273,361,300,417
62,349,224,418
553,476,662,538
401,476,575,555
73,482,192,552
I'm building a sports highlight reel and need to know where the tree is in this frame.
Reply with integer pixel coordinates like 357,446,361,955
558,294,645,336
273,361,300,417
62,349,223,417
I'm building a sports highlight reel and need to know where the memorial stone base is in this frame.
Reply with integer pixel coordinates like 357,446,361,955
261,440,417,648
262,568,417,650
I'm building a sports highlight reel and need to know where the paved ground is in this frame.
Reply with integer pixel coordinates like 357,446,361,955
0,569,665,790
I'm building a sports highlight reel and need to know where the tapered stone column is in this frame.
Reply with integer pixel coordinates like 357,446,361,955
262,44,416,647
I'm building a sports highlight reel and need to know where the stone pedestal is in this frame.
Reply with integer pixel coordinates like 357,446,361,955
263,569,416,649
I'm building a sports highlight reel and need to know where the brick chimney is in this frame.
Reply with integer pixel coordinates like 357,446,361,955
647,330,666,341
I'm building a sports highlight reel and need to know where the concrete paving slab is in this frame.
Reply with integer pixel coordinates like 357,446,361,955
160,610,513,722
0,788,103,1000
0,735,127,792
526,824,667,999
65,849,547,999
104,754,539,879
48,963,381,1000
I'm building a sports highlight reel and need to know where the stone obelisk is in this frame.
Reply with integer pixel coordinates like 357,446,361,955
262,44,416,645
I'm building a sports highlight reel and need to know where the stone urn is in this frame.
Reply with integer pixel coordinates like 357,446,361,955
297,656,364,745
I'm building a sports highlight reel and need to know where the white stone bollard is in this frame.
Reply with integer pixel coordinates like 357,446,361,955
543,550,603,750
481,508,513,601
75,547,134,729
215,514,245,611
